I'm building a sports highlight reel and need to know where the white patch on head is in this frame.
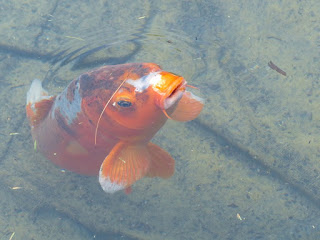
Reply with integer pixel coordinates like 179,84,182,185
126,72,162,93
99,169,126,194
27,79,51,105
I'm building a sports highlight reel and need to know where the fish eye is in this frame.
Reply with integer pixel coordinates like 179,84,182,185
117,100,132,108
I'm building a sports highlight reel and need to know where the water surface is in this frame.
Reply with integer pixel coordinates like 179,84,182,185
0,1,320,239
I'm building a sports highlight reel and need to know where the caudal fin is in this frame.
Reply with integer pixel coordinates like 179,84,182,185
26,79,55,127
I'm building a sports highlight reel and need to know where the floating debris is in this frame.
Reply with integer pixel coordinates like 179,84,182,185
9,232,15,240
9,132,19,136
65,36,85,41
268,61,287,76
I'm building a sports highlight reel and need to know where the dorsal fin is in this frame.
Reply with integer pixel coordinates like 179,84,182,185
26,79,55,127
26,97,55,127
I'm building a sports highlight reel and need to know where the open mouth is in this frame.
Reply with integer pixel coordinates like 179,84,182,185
163,79,186,109
152,71,186,110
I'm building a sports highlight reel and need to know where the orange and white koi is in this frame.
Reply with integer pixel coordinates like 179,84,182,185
26,63,204,193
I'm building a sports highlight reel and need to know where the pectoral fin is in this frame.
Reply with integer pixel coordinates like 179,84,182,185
146,142,175,178
99,142,176,194
99,142,150,194
170,91,204,122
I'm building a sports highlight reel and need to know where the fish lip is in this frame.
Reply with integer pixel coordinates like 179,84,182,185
162,78,186,109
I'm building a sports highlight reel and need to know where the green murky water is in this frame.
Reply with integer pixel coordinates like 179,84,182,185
1,0,320,239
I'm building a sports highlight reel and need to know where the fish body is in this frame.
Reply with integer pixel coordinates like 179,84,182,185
26,63,203,193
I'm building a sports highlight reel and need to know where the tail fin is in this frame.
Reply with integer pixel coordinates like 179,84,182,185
26,79,55,127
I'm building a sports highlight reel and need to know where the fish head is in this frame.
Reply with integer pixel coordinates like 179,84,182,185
81,63,202,140
104,64,186,132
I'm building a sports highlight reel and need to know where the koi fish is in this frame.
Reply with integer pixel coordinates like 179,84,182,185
26,63,203,193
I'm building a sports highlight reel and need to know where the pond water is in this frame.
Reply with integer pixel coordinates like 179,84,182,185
1,1,320,239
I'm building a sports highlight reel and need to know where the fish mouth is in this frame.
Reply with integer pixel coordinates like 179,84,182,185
161,76,186,110
151,71,186,110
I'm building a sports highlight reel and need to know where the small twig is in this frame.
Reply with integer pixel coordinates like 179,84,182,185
268,61,287,76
